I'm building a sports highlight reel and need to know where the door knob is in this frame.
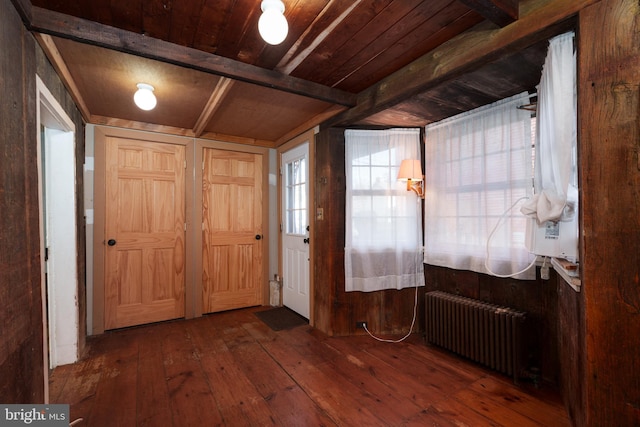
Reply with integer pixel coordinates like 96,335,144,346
255,234,263,240
107,239,117,246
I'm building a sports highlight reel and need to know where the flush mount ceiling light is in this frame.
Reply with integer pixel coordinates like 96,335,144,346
258,0,288,45
133,83,157,111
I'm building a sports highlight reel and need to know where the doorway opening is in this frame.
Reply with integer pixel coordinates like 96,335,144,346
36,76,79,384
281,142,310,319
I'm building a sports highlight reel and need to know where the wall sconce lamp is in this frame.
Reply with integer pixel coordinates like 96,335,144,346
397,159,424,198
258,0,288,45
133,83,157,111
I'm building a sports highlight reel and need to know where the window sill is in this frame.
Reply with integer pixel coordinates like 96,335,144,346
551,257,581,292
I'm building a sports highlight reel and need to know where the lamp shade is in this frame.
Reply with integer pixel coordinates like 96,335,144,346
258,0,288,45
133,83,157,111
397,159,423,181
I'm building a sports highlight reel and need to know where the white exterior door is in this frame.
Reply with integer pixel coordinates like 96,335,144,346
281,143,310,318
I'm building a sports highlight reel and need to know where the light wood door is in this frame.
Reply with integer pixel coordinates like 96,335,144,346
202,148,263,313
104,137,186,329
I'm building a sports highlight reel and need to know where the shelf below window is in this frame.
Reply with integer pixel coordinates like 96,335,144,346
551,257,581,292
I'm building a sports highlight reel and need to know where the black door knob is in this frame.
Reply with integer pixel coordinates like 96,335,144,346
107,239,117,246
255,235,262,240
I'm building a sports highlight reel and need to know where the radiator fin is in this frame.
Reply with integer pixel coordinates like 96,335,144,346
425,291,526,382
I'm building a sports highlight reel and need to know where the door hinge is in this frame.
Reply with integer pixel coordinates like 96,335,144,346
44,247,49,262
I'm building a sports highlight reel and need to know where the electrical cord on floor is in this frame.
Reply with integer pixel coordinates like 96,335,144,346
362,283,419,343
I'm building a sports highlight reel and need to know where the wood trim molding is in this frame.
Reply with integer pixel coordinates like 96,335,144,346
35,34,91,121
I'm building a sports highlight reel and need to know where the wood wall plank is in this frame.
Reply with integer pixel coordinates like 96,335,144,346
579,0,640,424
313,128,425,337
0,0,43,403
1,0,86,404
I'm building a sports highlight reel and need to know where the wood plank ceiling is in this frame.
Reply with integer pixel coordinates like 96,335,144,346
17,0,567,146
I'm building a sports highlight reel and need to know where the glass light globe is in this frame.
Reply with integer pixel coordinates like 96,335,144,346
258,1,288,45
133,83,157,111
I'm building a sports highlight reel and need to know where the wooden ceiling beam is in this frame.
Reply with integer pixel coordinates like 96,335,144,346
327,0,596,128
9,0,32,25
192,77,235,138
458,0,519,27
27,6,358,108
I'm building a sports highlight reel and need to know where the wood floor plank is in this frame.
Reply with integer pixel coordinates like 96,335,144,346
279,326,430,425
259,337,386,425
224,326,337,425
84,335,139,427
468,376,571,426
318,335,441,409
186,321,278,426
47,363,72,403
160,322,224,426
50,307,570,427
361,337,480,403
51,354,104,424
430,397,504,426
453,385,546,427
136,327,173,427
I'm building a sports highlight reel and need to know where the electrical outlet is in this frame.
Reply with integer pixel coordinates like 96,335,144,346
356,321,366,329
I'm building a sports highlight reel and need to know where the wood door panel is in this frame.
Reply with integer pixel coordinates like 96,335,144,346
105,136,186,330
202,148,262,313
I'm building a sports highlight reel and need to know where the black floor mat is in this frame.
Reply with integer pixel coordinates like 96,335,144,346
255,307,308,331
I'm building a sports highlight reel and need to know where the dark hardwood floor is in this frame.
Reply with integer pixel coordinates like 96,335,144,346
49,307,571,426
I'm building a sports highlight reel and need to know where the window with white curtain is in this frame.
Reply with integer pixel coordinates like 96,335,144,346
521,31,577,226
423,92,536,279
344,128,425,292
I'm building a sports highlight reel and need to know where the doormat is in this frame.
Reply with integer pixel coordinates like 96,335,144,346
255,307,308,331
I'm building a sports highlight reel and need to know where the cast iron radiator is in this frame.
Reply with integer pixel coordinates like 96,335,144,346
425,291,526,382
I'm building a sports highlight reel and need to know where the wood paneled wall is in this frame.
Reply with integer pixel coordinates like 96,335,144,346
1,0,85,402
0,0,44,402
579,0,640,424
424,265,561,385
314,2,640,424
313,128,424,337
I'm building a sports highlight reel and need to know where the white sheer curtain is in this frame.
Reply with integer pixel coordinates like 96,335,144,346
520,31,577,224
424,92,536,279
345,128,425,292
